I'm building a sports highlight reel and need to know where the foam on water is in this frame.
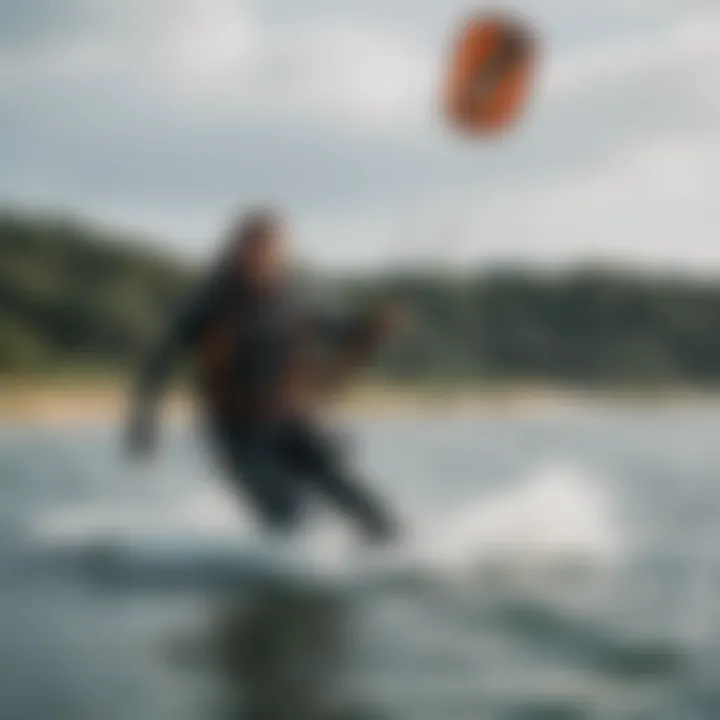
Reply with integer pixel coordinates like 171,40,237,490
27,459,623,591
33,486,250,542
418,460,621,576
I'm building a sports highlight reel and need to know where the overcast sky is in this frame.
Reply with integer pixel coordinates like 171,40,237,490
0,0,715,270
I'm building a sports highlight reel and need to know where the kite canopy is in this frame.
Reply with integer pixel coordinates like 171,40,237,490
443,14,538,136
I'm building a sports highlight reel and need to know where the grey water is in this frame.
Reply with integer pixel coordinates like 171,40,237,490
2,404,720,719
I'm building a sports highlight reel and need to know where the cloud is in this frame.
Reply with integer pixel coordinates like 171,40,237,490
545,9,720,103
0,0,432,134
148,0,258,91
254,22,433,131
309,128,716,271
0,0,258,102
0,0,716,271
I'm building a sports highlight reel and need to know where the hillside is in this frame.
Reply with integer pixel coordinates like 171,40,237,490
0,212,193,373
2,210,720,386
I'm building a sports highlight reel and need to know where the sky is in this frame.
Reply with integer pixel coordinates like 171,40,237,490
0,0,716,270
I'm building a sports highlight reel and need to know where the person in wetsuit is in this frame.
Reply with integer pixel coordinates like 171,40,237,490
126,209,400,542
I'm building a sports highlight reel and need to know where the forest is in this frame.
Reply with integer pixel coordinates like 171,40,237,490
2,210,720,387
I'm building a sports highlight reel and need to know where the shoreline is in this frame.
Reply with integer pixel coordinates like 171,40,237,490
2,378,720,426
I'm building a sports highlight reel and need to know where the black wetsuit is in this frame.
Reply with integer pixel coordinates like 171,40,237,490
134,271,395,540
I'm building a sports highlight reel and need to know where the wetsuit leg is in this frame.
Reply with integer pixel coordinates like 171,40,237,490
279,419,397,542
211,423,302,532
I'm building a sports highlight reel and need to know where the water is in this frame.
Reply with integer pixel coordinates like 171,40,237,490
2,404,720,719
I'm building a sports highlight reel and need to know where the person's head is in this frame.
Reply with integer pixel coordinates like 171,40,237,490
223,208,288,289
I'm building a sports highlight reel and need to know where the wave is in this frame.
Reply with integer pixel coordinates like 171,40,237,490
26,459,623,593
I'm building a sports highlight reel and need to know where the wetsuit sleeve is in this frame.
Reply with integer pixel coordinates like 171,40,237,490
311,308,389,388
310,310,364,345
133,275,225,406
334,311,388,368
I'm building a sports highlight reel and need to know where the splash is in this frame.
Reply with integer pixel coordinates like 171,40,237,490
27,459,622,592
33,487,250,543
417,460,622,579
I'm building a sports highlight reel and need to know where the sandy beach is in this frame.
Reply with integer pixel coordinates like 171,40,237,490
1,376,718,427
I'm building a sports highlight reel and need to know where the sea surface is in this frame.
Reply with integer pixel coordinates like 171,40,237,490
1,404,720,719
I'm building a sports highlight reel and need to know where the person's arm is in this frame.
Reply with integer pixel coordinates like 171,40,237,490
313,299,406,392
126,274,226,457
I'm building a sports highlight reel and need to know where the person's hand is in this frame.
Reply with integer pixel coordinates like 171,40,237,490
125,405,158,461
374,298,412,337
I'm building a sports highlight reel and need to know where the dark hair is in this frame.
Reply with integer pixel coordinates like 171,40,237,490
217,207,282,270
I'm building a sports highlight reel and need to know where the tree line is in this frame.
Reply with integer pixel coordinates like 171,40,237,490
2,211,719,386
